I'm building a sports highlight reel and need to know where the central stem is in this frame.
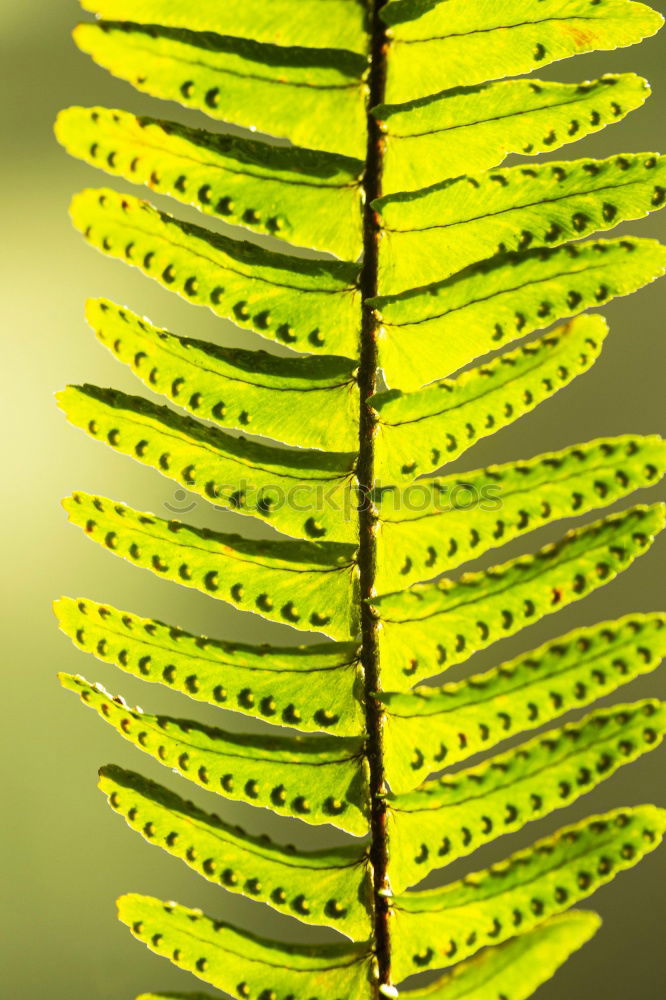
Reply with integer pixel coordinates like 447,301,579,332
358,0,391,993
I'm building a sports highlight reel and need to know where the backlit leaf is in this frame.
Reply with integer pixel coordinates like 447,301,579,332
74,22,369,157
400,911,601,999
55,1,666,994
58,384,359,543
377,153,666,294
79,0,370,54
61,674,369,835
373,237,666,390
378,73,650,193
374,505,666,688
71,189,361,359
389,701,666,884
55,596,363,736
56,107,364,259
382,0,663,105
86,299,360,453
376,435,666,590
63,493,359,640
391,805,666,981
100,765,372,938
381,613,666,793
118,894,372,999
371,316,608,482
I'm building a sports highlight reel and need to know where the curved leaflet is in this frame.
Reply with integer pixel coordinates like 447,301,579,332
378,74,650,193
74,22,369,158
85,299,360,453
375,505,666,688
100,765,372,937
71,188,361,358
63,492,359,640
56,107,364,259
55,597,363,736
61,674,370,836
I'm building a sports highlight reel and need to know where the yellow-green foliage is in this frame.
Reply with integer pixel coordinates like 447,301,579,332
56,1,666,998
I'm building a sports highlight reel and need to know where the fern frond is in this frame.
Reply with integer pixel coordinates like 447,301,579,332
56,0,666,996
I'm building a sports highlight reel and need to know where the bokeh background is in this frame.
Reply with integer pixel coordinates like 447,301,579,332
1,1,665,998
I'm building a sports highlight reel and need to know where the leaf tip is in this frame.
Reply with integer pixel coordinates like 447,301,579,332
72,21,96,53
58,671,83,694
84,296,109,326
54,386,70,413
568,908,604,937
51,595,68,620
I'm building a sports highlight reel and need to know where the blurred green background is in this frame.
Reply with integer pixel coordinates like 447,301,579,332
1,1,665,998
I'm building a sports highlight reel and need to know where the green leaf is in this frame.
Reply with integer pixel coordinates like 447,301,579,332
400,911,601,999
389,700,666,887
57,384,359,543
55,108,364,259
381,613,666,795
371,316,608,482
99,766,372,938
60,674,369,836
376,435,666,591
373,237,666,390
79,0,370,54
85,299,360,453
378,153,666,295
55,1,666,992
392,805,666,982
117,894,372,999
74,22,369,158
71,189,361,359
381,0,664,105
63,493,359,640
374,504,666,689
54,596,363,736
377,73,650,194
